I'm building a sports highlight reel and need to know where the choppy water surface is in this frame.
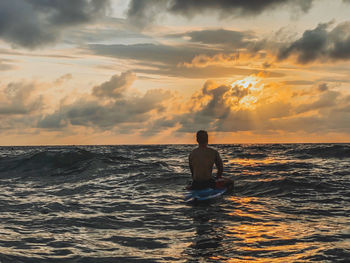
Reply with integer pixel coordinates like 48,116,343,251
0,144,349,262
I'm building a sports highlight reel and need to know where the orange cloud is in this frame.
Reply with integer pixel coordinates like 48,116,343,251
1,72,350,144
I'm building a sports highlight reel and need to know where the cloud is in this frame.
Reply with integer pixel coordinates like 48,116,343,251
127,0,169,28
0,59,15,71
143,76,350,136
137,65,283,79
278,21,350,63
168,0,313,16
295,90,340,114
89,43,214,66
180,53,241,68
89,43,283,78
38,72,172,130
0,0,110,48
54,74,73,86
278,22,330,63
38,90,170,130
127,0,314,26
172,77,265,132
92,71,136,99
0,81,43,115
63,16,152,45
145,22,350,68
2,73,349,138
168,29,257,48
284,80,314,86
318,83,329,92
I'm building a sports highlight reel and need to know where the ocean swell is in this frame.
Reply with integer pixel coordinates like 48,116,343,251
0,144,349,262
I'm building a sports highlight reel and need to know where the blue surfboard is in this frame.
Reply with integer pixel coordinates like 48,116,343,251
184,188,227,203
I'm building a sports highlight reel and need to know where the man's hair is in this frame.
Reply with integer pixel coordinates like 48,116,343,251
196,130,208,144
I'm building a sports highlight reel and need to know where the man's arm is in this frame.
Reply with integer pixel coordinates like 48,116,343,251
189,153,194,179
215,151,223,178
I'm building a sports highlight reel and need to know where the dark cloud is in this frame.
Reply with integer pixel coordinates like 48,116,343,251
92,71,136,99
0,82,43,115
278,22,329,63
160,22,350,68
38,72,171,130
89,43,214,66
127,0,168,28
295,90,340,114
89,43,284,78
38,91,170,130
127,0,313,25
27,0,109,26
0,0,109,48
318,83,329,92
141,117,178,136
174,81,256,133
167,28,271,57
37,111,65,129
169,0,313,16
199,82,232,119
278,21,350,63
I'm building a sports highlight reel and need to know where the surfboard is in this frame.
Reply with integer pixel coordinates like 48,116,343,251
184,188,227,203
184,177,233,203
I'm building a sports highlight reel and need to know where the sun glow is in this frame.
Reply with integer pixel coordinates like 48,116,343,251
229,75,264,108
231,75,261,90
239,95,258,107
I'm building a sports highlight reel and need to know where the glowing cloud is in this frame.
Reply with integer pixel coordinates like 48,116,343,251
228,75,264,109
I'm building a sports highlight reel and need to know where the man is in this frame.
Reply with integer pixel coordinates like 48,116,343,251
189,130,223,190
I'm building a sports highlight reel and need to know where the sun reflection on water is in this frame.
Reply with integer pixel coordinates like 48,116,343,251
217,195,337,262
229,158,288,166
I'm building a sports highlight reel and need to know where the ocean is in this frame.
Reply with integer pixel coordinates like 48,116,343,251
0,144,349,262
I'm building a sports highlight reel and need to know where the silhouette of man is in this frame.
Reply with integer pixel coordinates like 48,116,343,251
189,130,223,189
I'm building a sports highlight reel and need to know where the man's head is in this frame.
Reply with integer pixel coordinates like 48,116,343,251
196,130,208,145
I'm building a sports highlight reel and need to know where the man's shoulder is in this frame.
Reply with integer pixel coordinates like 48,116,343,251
190,147,200,154
191,146,218,151
190,146,219,155
207,146,219,153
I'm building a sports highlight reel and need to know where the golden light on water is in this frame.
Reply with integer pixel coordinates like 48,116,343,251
222,196,333,262
228,158,288,166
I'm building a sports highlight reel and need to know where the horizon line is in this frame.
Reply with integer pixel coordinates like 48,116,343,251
1,142,349,147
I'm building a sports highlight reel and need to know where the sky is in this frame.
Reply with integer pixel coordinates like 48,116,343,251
1,0,350,145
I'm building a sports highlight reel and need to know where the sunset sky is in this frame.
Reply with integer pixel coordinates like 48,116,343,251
1,0,350,145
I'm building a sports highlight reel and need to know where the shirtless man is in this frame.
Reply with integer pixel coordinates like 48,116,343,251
189,130,223,190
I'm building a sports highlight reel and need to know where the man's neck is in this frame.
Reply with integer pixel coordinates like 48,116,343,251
198,144,207,148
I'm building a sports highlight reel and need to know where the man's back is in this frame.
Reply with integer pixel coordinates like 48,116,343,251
189,146,222,181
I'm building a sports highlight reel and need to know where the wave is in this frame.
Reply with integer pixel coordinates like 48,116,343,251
238,176,333,197
0,148,111,177
286,144,350,159
0,144,349,262
0,146,183,179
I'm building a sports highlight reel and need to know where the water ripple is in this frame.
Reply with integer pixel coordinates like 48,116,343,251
0,144,349,262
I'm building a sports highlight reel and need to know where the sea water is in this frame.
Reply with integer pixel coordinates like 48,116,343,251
0,144,349,262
